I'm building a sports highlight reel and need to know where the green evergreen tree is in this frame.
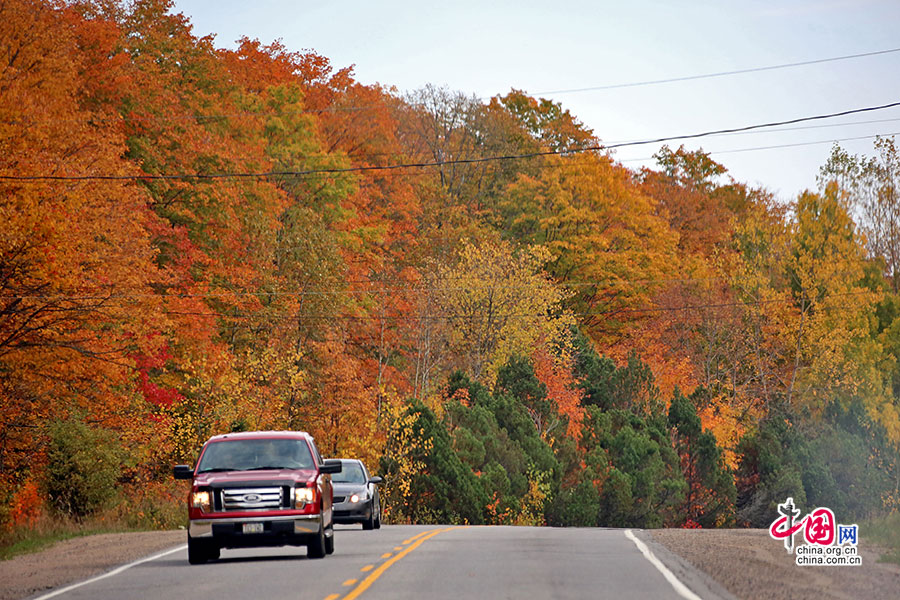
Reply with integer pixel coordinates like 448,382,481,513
380,401,487,524
668,388,736,527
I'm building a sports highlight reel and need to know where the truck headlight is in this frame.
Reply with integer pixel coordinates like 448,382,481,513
293,486,315,508
191,490,211,512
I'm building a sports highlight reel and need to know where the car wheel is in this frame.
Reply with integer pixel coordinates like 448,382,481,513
187,535,209,565
325,523,335,555
362,503,375,530
308,522,327,559
374,506,381,529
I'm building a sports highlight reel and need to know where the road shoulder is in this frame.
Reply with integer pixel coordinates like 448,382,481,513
632,529,738,600
651,528,900,600
0,530,184,600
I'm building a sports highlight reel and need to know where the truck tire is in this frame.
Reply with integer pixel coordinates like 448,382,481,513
324,523,334,555
308,523,327,559
187,535,208,565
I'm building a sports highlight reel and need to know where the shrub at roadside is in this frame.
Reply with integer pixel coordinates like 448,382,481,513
44,419,125,518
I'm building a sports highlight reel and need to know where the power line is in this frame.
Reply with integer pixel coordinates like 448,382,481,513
532,47,900,95
0,103,388,127
6,48,897,128
617,131,900,163
0,276,729,302
3,100,899,183
9,285,861,322
706,132,900,157
605,116,900,144
156,288,879,322
602,101,900,151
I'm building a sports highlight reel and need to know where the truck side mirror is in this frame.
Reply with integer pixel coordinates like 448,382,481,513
320,459,342,474
173,465,193,480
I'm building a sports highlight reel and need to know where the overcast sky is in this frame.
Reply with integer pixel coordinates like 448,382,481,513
171,0,900,201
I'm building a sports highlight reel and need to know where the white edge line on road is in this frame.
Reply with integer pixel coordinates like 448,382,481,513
624,529,703,600
30,544,187,600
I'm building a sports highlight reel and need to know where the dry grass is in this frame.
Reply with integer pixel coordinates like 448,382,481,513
1,481,185,561
862,512,900,565
0,513,121,561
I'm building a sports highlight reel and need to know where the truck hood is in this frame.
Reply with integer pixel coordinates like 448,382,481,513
193,468,318,487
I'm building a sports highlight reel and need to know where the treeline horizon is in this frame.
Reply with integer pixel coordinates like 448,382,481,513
2,0,899,530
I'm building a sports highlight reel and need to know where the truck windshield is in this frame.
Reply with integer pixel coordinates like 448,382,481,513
196,439,314,473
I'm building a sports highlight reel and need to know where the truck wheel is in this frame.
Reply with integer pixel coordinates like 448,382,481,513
308,523,326,559
324,524,334,555
187,535,208,565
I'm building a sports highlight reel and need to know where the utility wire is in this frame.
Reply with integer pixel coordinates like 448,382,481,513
0,102,389,127
3,280,867,316
703,131,900,157
532,47,900,95
6,48,897,127
616,131,900,163
155,288,880,322
0,275,729,302
36,114,894,184
601,101,900,151
605,116,900,144
3,100,899,182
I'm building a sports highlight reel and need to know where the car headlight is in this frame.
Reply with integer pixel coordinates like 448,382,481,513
191,490,211,512
350,492,367,504
293,486,315,508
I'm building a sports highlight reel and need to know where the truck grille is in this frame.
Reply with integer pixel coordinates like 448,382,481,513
220,487,283,511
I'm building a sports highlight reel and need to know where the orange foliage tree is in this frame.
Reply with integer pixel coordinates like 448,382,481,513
1,0,165,501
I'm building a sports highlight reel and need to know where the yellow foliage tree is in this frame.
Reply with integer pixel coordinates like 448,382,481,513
430,240,575,389
499,153,678,342
788,185,893,433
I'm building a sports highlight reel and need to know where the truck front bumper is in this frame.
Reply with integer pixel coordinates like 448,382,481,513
189,513,323,540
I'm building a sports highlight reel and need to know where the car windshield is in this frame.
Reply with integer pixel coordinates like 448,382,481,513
332,462,366,484
196,439,314,472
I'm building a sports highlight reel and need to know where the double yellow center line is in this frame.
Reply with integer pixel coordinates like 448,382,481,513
325,527,456,600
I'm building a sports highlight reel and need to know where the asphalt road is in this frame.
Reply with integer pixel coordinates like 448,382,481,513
32,525,734,600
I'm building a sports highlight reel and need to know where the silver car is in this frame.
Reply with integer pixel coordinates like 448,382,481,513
331,459,382,529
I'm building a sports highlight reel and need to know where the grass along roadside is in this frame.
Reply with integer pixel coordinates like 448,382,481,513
1,522,126,561
861,512,900,565
0,510,183,561
1,487,185,561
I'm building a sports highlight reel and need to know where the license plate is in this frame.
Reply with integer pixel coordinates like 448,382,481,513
242,522,264,534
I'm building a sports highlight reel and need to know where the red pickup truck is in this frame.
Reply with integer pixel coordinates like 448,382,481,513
173,431,341,564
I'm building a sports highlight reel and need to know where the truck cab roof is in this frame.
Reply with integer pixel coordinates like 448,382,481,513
205,431,314,443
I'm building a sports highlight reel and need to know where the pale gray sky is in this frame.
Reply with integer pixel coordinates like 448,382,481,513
171,0,900,200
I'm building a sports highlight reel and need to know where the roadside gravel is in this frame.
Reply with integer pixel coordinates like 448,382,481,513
652,528,900,600
0,530,185,600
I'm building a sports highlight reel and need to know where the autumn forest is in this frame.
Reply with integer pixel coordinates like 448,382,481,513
2,0,900,531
